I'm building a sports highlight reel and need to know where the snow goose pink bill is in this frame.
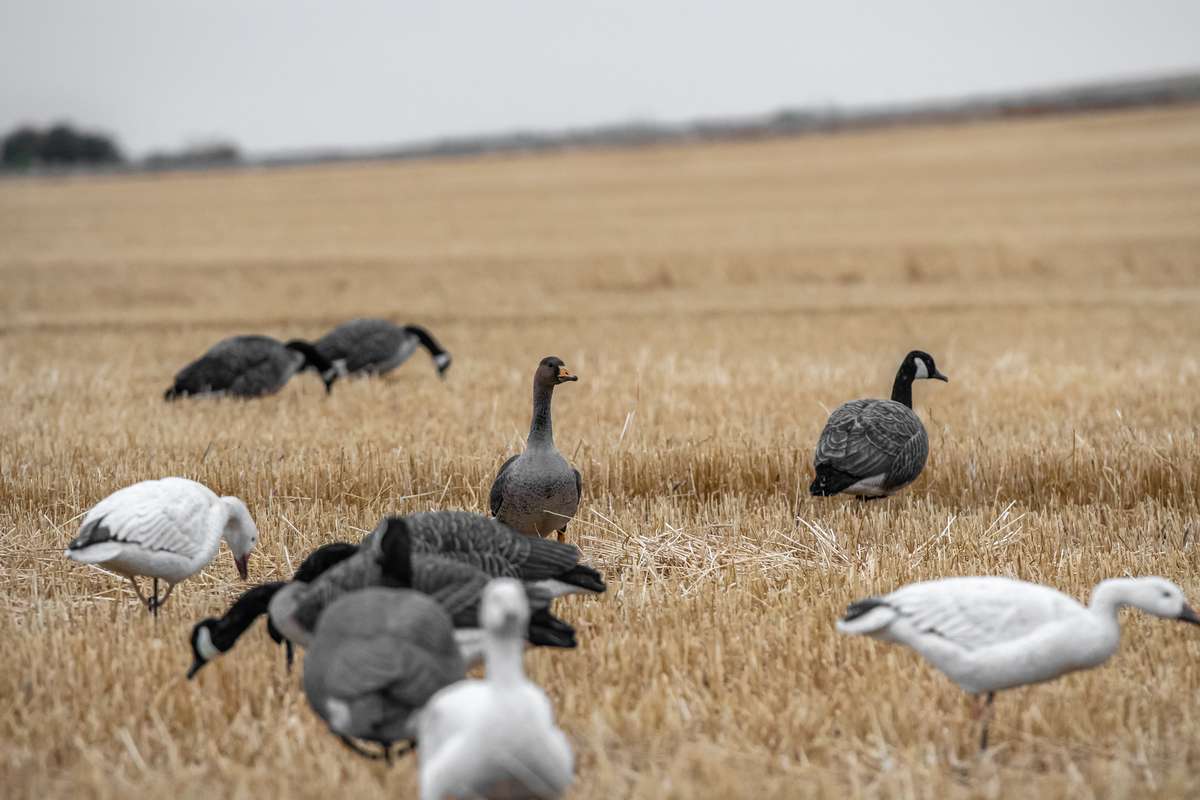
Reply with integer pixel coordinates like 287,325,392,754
65,477,259,616
837,575,1200,749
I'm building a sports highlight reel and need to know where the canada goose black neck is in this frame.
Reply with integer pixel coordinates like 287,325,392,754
187,581,285,678
404,325,450,371
378,517,414,586
286,339,338,393
890,366,915,409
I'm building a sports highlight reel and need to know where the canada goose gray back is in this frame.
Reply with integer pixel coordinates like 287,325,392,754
165,335,338,399
365,511,606,594
489,357,582,540
313,319,451,378
811,350,948,498
303,587,466,757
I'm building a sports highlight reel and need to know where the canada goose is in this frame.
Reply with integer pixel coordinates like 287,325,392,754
164,335,338,399
313,319,451,379
65,478,258,616
837,576,1200,749
303,587,466,762
810,350,948,499
268,525,581,666
489,357,582,540
418,578,574,800
187,541,359,679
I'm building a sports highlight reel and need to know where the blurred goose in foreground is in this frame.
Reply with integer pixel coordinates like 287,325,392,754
313,319,452,379
65,478,258,616
837,575,1200,749
489,357,582,540
164,334,338,399
187,516,600,678
810,349,948,499
419,578,574,800
187,541,359,678
268,521,584,666
304,587,466,762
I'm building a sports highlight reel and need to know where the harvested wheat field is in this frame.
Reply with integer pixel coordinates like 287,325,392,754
2,104,1200,799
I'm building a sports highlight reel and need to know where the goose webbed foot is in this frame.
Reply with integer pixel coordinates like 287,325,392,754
336,736,415,765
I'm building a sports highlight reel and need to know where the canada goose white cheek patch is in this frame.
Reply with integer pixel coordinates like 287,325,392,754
196,627,220,661
913,358,929,379
434,353,451,369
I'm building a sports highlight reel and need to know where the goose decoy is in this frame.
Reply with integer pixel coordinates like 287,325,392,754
837,575,1200,749
164,334,338,399
312,319,452,379
810,349,948,499
303,587,466,762
65,478,258,616
489,357,582,540
187,541,359,679
268,524,583,666
418,578,574,800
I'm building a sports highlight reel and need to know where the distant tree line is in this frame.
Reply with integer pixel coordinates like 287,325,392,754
144,141,241,170
2,124,122,168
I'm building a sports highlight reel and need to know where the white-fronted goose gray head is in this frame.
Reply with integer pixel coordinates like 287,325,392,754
810,350,948,499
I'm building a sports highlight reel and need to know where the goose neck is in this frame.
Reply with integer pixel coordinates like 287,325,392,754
527,382,555,448
484,632,526,688
890,370,914,408
1089,578,1135,621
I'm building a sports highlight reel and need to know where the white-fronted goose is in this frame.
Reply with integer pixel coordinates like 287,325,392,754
489,357,581,540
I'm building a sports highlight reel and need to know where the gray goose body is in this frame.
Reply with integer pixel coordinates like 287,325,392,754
490,357,582,539
165,335,337,399
302,587,465,750
313,319,451,378
811,350,949,498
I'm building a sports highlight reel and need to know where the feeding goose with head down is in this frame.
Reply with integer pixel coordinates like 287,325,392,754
810,349,948,499
312,318,452,379
164,334,338,399
837,575,1200,750
489,356,582,541
65,478,258,616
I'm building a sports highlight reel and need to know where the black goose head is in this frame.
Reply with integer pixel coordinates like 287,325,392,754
535,356,577,389
899,350,949,384
285,339,339,394
186,581,286,679
377,517,414,587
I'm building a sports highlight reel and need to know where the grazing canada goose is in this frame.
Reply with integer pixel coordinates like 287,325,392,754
810,349,948,499
303,587,466,762
313,319,452,379
489,357,582,540
837,576,1200,749
269,524,581,666
187,541,359,679
65,478,258,616
164,334,338,399
418,578,574,800
365,511,607,594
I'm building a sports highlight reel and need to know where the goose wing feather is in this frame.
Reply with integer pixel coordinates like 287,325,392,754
489,456,520,517
815,399,926,480
71,479,211,558
316,319,404,372
881,577,1081,651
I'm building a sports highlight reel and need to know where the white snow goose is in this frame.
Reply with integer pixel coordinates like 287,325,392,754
810,349,948,499
837,575,1200,749
65,477,259,616
418,578,574,800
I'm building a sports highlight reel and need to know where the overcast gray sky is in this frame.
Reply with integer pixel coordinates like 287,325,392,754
2,1,1197,157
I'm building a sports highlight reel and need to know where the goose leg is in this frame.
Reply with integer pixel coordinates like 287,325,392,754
978,691,996,751
127,576,154,612
284,640,295,673
150,582,176,614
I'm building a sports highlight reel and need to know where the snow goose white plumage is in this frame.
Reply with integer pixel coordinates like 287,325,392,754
837,575,1200,748
65,477,259,616
418,577,574,800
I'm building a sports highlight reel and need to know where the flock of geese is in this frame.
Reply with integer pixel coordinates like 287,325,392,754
62,319,1197,796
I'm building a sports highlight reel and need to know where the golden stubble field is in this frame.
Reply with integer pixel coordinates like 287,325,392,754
2,105,1199,799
